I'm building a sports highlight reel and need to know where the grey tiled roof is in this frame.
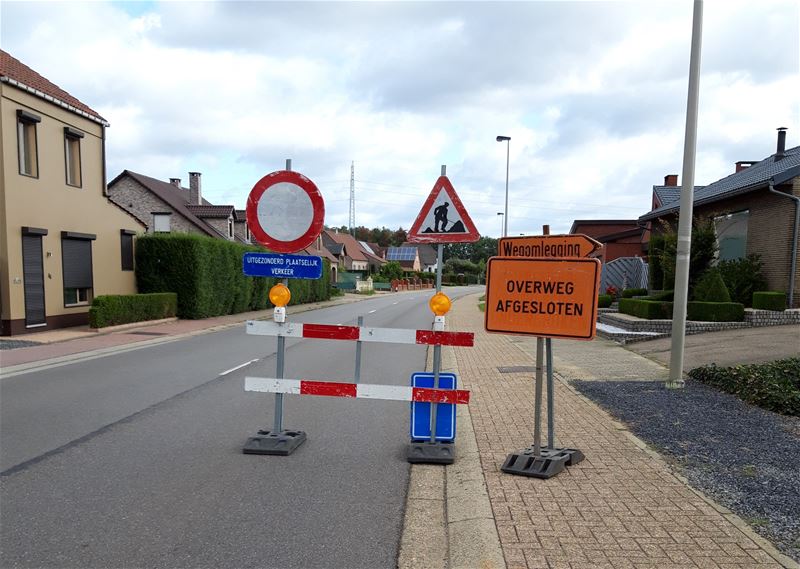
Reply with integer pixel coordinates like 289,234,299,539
652,185,682,207
641,145,800,221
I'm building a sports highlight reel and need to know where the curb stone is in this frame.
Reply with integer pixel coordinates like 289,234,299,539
399,338,506,569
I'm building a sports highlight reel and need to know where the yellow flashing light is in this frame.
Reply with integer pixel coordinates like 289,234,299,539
269,283,291,307
429,292,451,316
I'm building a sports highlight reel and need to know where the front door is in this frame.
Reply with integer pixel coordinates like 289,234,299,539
22,234,46,327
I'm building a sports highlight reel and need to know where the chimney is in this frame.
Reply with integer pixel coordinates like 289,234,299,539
664,174,678,187
189,172,201,205
735,161,756,173
169,178,181,189
775,127,787,161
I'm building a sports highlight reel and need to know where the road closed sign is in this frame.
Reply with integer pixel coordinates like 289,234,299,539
484,257,601,340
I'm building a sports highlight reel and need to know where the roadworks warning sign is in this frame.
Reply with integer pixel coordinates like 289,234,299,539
484,257,601,340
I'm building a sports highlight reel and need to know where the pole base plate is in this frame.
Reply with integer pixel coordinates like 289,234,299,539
242,429,307,456
407,441,455,464
501,449,568,479
540,446,585,466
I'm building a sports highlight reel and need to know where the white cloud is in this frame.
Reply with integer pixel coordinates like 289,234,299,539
2,0,798,237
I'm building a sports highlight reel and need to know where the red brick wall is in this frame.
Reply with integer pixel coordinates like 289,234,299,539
692,182,799,307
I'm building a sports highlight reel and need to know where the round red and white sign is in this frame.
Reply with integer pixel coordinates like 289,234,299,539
245,170,325,253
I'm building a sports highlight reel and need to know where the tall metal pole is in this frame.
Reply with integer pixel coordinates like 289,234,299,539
668,0,703,389
503,141,510,237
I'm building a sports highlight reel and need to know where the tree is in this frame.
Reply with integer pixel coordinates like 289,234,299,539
658,217,718,294
392,227,408,246
378,261,404,281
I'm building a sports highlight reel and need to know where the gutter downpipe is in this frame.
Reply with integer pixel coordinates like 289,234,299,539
768,180,799,308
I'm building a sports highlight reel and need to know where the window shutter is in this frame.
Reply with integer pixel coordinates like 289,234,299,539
62,238,93,288
121,233,134,270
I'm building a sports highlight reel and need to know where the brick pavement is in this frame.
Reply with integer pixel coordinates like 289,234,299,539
448,293,789,569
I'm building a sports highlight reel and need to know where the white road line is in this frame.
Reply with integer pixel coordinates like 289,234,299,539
392,302,399,305
220,359,259,376
368,309,377,314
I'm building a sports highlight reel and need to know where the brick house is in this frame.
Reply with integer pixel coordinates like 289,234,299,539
569,220,646,263
107,170,250,243
321,229,369,275
639,128,800,307
1,50,146,335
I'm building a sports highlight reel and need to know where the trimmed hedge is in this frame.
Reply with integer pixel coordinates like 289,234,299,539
688,358,800,416
648,290,674,302
686,301,744,322
598,294,613,308
89,293,177,328
135,234,330,319
752,291,786,311
619,298,673,319
621,288,648,298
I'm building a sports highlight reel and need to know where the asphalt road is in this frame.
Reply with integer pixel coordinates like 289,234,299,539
1,287,481,569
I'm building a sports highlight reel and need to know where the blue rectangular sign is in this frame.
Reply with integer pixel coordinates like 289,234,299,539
410,372,457,442
242,253,323,280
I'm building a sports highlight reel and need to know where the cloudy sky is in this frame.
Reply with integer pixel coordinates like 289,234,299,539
3,0,798,236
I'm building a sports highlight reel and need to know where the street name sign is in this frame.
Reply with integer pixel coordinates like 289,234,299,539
243,252,323,279
498,234,601,258
484,257,601,340
408,176,479,244
246,170,325,253
410,372,457,441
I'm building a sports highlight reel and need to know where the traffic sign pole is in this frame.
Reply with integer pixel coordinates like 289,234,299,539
242,158,312,456
408,165,457,465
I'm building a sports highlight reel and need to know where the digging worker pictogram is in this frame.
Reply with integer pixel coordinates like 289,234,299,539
434,201,449,232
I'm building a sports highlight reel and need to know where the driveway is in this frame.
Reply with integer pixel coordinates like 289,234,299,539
626,324,800,371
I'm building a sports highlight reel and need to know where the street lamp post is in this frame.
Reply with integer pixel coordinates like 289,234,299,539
496,136,510,236
497,212,504,237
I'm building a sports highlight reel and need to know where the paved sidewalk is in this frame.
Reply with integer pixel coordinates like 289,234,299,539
0,293,371,373
433,293,795,569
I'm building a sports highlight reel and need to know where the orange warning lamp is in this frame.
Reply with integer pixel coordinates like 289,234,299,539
429,292,452,316
269,283,291,307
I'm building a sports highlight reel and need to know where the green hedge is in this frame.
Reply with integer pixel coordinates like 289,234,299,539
752,291,786,311
686,301,744,322
135,234,330,319
619,298,673,319
688,358,800,416
598,294,613,308
648,290,674,302
89,293,177,328
621,288,648,298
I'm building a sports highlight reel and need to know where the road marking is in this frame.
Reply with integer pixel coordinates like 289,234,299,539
392,302,399,305
220,359,259,376
368,309,377,314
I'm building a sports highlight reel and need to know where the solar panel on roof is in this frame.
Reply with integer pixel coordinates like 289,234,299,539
387,246,417,261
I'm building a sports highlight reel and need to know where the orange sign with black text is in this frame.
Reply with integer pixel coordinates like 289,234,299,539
484,257,601,340
497,234,601,259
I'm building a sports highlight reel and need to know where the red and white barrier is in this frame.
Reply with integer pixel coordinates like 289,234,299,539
245,377,471,405
246,320,473,347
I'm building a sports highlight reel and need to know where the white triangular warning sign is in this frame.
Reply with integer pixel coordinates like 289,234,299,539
408,176,480,243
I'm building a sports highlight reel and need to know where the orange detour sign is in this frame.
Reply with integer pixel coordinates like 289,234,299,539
484,257,601,340
498,234,601,258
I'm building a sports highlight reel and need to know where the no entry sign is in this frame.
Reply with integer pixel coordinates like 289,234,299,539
246,170,325,253
484,257,601,340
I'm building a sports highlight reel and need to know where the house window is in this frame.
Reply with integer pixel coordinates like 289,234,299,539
61,232,95,307
64,127,84,187
153,213,171,233
714,210,749,261
121,230,135,271
17,110,40,177
246,224,250,242
228,217,234,239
